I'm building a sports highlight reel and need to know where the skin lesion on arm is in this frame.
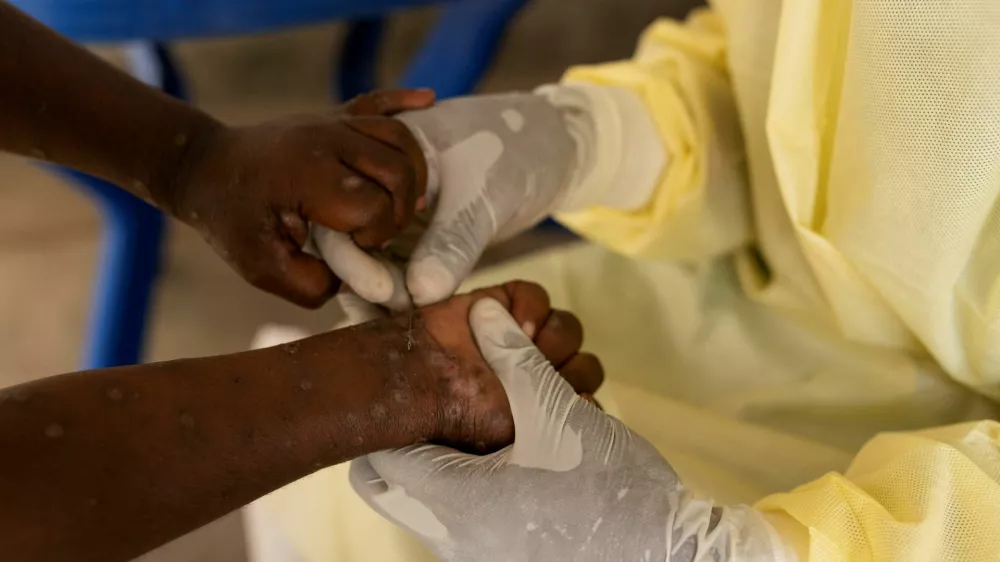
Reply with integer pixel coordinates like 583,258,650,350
0,281,603,562
0,322,438,562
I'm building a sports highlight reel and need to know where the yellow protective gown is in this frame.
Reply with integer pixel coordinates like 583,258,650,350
248,1,1000,560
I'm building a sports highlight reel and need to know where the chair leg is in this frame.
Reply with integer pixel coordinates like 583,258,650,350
337,17,384,102
337,0,531,101
68,41,182,369
399,0,531,98
124,42,187,99
62,170,165,369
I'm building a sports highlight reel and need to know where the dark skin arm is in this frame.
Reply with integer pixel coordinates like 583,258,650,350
0,0,207,203
0,328,436,562
0,0,433,307
0,281,604,562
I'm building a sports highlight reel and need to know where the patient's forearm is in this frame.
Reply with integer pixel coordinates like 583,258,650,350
0,319,434,562
0,1,218,205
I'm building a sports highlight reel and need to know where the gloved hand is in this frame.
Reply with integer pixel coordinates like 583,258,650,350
172,89,432,309
350,298,786,562
322,85,666,308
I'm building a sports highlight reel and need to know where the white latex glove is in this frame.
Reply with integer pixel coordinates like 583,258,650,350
311,227,413,311
350,299,788,562
318,85,665,308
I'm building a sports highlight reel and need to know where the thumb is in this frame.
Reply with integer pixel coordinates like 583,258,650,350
348,456,399,523
350,446,463,541
312,227,412,310
469,299,583,472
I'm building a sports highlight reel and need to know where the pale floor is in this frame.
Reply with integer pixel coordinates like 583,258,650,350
0,1,698,560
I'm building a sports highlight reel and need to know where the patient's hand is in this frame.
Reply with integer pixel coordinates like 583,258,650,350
421,281,603,452
356,281,603,453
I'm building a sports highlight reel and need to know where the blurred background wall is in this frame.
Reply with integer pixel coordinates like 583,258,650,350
0,0,700,560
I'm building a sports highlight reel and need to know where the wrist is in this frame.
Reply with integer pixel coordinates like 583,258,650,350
150,111,225,218
315,315,443,457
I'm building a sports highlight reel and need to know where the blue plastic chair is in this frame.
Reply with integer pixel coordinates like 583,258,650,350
11,0,530,369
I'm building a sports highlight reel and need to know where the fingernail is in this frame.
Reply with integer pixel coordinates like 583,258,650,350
521,321,536,339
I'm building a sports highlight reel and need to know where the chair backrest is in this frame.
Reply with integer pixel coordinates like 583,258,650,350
9,0,435,41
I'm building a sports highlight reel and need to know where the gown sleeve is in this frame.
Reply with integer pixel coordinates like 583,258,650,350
561,3,1000,560
555,11,753,262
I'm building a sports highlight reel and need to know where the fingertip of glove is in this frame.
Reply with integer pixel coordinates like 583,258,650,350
351,279,394,305
314,228,396,303
470,299,534,353
407,257,458,306
469,298,511,323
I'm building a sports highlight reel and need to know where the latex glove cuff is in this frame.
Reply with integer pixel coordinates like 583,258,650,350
536,82,667,213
